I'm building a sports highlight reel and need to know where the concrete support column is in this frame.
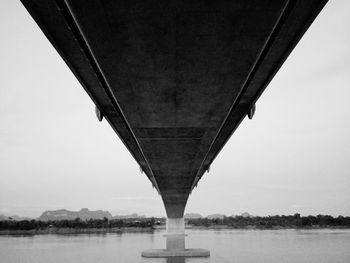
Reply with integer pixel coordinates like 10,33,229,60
165,218,186,251
166,218,184,234
142,216,209,257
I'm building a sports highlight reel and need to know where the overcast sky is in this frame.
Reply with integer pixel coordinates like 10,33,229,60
0,1,349,218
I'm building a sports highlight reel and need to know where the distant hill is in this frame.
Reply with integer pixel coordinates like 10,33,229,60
0,214,32,221
240,212,254,218
113,213,145,219
207,214,226,219
185,213,203,219
39,208,112,221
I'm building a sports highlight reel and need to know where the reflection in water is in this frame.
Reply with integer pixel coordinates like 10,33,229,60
0,229,349,263
167,257,185,263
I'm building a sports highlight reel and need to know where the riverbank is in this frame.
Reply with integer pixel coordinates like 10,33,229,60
2,225,349,235
187,225,350,230
0,227,155,235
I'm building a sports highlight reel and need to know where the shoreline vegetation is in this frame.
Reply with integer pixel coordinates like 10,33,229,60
1,214,350,235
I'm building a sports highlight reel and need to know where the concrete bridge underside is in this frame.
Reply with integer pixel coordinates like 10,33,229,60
22,0,327,257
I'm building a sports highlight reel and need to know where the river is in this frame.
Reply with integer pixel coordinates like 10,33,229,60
1,229,349,263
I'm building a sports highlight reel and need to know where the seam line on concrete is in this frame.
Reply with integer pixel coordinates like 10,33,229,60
190,0,295,191
57,0,160,193
204,0,329,171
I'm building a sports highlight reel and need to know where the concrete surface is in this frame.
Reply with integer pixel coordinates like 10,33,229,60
21,0,327,219
141,248,210,258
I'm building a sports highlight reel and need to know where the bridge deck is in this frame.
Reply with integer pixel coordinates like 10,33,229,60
21,0,327,218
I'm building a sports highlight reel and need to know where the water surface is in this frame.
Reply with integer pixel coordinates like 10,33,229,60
1,229,349,263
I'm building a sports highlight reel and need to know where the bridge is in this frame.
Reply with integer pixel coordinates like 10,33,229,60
21,0,327,257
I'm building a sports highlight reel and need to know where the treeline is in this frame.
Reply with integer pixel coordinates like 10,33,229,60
187,214,350,228
2,214,350,231
0,217,160,231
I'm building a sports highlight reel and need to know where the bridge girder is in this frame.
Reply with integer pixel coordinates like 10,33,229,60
21,0,327,218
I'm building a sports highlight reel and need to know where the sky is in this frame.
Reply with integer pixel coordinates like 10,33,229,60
0,1,349,218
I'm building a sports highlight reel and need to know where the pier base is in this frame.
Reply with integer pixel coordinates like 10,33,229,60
142,218,210,258
141,248,210,257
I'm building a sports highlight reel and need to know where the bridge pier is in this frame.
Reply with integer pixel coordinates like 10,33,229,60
165,218,185,250
141,217,210,257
